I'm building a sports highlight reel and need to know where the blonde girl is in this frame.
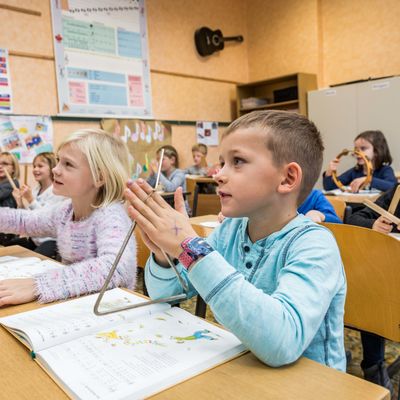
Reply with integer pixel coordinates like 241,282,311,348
0,129,136,306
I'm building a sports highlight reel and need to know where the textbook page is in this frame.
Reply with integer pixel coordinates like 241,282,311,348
37,306,246,400
0,256,63,280
0,288,169,352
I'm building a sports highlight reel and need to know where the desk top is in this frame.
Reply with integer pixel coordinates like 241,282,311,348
324,190,381,204
0,246,389,400
186,176,216,184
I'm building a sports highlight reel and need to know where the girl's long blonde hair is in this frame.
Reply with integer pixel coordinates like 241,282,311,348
58,129,131,208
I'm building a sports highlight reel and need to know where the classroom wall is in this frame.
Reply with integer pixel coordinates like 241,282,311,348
2,0,400,184
1,0,248,183
245,0,400,87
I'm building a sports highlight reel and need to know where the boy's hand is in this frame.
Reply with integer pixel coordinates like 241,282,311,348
305,210,325,223
349,177,365,193
372,216,393,234
125,179,198,259
326,158,339,176
0,278,37,306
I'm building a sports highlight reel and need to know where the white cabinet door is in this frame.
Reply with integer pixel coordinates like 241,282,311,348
308,84,358,189
357,77,400,172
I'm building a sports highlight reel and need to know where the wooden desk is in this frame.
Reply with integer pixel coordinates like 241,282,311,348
190,214,219,237
160,191,190,208
0,247,390,400
324,190,380,204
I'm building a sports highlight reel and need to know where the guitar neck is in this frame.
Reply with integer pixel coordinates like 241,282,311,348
222,35,243,43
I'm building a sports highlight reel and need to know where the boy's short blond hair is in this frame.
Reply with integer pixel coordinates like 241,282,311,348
191,143,208,156
58,129,131,208
1,152,20,179
224,111,324,204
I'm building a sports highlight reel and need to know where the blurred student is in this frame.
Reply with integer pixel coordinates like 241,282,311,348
0,152,20,245
11,152,65,257
185,144,208,176
323,130,396,193
147,145,186,192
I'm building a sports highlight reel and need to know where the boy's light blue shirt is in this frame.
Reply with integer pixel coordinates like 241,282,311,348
145,214,346,371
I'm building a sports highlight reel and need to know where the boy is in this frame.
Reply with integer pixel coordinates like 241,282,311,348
126,111,346,370
185,144,208,176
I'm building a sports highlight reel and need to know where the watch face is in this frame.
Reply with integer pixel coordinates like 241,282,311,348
187,238,211,256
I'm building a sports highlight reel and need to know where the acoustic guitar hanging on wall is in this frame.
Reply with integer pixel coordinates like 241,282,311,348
195,27,244,57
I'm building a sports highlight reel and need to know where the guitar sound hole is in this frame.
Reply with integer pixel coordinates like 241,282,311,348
212,34,222,46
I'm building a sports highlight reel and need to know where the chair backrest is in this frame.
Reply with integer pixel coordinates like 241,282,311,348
322,222,400,342
325,197,346,221
193,193,221,216
135,231,150,269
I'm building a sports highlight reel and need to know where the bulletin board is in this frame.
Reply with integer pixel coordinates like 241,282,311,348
50,0,152,117
101,119,171,179
0,115,53,164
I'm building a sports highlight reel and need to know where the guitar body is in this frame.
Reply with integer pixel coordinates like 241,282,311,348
195,27,224,56
195,26,243,56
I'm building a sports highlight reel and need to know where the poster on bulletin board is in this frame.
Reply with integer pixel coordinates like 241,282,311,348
0,116,53,164
101,119,171,179
0,48,13,114
50,0,152,117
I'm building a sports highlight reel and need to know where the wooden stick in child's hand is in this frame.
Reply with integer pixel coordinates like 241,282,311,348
3,167,17,190
4,167,29,209
363,199,400,225
388,185,400,215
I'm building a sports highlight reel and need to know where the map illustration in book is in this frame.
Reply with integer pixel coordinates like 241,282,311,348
0,288,246,400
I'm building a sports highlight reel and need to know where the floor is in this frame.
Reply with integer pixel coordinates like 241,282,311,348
137,269,400,396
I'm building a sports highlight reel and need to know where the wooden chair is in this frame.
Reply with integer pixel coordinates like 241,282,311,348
135,230,150,269
325,196,352,223
322,223,400,378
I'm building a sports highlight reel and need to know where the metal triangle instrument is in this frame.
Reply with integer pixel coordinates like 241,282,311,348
94,149,188,316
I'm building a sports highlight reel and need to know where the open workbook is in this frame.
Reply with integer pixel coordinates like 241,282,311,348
0,255,64,279
0,288,246,400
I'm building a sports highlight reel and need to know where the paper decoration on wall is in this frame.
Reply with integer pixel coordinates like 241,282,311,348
196,121,219,146
50,0,152,117
101,119,171,179
0,116,53,163
0,48,13,114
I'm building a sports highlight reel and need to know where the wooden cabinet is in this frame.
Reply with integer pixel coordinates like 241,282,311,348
236,73,317,117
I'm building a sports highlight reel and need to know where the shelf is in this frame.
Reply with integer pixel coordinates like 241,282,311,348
236,73,317,117
240,99,299,112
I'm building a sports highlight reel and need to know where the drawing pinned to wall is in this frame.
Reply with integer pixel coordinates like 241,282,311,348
196,121,219,146
101,119,171,179
0,49,13,114
0,116,53,163
51,0,152,117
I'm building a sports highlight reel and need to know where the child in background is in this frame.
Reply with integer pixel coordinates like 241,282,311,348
323,130,396,193
347,184,400,395
126,111,346,370
0,152,20,245
147,145,186,192
298,189,342,223
0,151,20,208
185,144,208,176
0,129,136,307
11,152,66,257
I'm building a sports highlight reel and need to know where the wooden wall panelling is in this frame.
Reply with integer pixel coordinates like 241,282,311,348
146,0,248,83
